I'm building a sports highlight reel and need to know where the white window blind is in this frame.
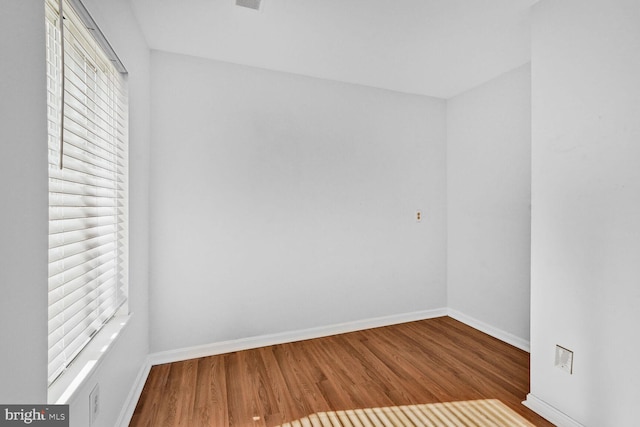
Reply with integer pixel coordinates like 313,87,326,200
45,0,128,386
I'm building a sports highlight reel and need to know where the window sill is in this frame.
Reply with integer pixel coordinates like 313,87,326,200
48,312,132,404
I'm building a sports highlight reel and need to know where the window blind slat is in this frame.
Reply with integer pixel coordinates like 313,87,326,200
48,285,118,367
49,295,118,368
62,119,119,158
49,229,117,261
49,215,117,235
49,181,117,199
49,192,117,208
49,205,117,221
51,166,116,189
48,274,118,348
48,247,117,285
48,258,117,306
49,288,119,358
49,269,117,324
62,106,120,153
49,237,118,267
48,269,119,358
46,0,127,387
48,240,117,278
49,168,118,191
62,79,120,137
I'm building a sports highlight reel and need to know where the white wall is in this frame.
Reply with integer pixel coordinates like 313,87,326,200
529,0,640,425
149,51,447,352
447,64,532,343
0,0,49,404
0,1,151,426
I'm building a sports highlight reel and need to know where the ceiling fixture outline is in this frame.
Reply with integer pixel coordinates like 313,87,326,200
236,0,262,11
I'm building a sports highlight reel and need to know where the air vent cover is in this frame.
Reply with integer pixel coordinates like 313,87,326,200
236,0,261,10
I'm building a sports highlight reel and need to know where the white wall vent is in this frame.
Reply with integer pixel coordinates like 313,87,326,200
236,0,261,10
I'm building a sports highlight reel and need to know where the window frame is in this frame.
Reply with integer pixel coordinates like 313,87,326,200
45,0,129,395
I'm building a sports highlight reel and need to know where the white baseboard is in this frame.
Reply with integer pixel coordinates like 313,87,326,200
148,308,448,366
447,309,530,352
116,356,153,427
523,394,584,427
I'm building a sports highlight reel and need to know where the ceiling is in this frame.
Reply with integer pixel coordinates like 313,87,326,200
130,0,536,99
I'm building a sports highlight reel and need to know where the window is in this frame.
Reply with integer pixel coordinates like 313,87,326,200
45,0,128,386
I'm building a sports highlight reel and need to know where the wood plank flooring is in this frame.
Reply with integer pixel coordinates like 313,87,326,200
129,316,554,427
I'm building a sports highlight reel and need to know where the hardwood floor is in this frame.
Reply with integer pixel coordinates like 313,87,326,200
129,316,554,427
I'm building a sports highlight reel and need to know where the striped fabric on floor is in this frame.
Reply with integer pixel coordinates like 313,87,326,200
277,399,535,427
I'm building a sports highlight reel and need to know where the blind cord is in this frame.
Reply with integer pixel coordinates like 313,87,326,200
58,0,65,170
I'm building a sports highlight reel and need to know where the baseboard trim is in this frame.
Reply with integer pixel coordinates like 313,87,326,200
116,356,152,427
148,308,448,366
447,309,530,352
523,394,584,427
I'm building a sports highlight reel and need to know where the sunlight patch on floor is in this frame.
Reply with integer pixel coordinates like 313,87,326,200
276,399,535,427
